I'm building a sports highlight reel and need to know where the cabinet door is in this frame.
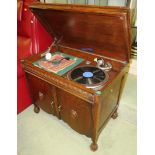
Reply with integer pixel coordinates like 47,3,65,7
56,88,93,137
27,74,56,115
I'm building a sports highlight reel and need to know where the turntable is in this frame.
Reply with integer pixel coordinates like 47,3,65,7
22,3,131,151
67,66,109,90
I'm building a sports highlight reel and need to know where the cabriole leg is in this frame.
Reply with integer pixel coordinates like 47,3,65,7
34,104,40,113
111,110,118,119
90,138,98,151
90,142,98,151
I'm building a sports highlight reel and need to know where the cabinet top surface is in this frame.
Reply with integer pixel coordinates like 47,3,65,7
29,3,131,62
23,46,127,100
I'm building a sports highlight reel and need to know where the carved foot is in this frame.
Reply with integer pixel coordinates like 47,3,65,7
111,111,118,119
90,143,98,151
34,105,40,113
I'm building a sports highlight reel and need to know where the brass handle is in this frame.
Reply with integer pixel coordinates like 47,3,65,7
58,105,62,112
51,101,54,109
39,92,44,100
71,109,77,119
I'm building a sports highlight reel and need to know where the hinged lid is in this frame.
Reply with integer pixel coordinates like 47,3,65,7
30,3,131,62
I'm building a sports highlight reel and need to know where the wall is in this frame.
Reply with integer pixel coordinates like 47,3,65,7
42,0,126,5
108,0,127,6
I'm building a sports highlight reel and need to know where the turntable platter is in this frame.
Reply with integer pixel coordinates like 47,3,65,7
67,66,109,90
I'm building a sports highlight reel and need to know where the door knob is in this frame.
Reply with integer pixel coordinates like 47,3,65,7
71,109,77,119
58,105,62,112
110,89,113,93
38,91,44,100
51,101,54,109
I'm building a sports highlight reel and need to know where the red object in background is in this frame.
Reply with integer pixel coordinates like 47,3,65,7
17,0,53,114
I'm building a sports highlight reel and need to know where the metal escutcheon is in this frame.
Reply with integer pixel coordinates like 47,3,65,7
71,109,77,119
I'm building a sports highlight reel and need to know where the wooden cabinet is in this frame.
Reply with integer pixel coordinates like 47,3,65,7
22,3,131,151
25,69,126,151
27,73,93,137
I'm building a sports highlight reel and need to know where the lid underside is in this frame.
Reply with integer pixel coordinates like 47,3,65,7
30,3,131,62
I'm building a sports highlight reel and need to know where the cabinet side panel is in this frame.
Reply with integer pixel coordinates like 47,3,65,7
98,76,122,131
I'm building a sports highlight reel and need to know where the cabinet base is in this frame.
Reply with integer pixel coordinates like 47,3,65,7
90,143,98,151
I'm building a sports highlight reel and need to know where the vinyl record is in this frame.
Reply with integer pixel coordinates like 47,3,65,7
67,66,109,90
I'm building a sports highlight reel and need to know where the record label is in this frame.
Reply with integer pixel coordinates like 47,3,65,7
83,72,93,78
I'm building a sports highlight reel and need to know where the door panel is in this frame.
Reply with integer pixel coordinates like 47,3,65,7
56,88,93,137
98,77,122,130
27,74,56,114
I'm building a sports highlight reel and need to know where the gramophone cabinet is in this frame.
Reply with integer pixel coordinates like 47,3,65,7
22,3,131,151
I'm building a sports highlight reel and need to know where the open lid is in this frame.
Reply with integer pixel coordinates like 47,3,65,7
30,3,131,62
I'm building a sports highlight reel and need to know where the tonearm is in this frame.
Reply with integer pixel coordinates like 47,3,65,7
41,36,63,57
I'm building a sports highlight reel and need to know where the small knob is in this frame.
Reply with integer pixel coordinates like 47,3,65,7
51,101,54,109
38,92,44,100
45,53,52,61
110,89,113,93
58,105,62,112
85,61,91,65
71,109,77,119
